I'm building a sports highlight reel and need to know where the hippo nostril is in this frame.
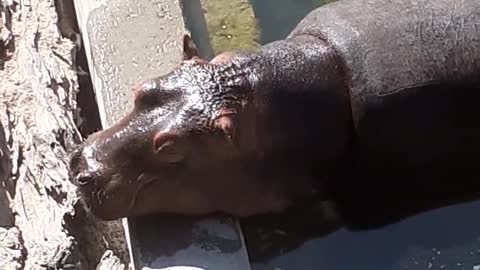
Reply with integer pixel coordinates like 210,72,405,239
74,172,96,187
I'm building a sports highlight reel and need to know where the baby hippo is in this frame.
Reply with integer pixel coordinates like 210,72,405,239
70,0,480,229
68,32,346,219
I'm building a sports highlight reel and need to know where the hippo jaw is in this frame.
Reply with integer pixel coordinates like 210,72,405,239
69,136,292,220
69,118,292,220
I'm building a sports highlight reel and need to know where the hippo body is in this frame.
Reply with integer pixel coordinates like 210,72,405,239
70,0,480,229
287,0,480,228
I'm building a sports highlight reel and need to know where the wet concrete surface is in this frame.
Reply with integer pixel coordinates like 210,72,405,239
80,0,187,127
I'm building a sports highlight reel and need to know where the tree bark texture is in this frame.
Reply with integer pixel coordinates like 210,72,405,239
0,0,128,269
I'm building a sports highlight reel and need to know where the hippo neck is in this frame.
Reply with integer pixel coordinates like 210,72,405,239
229,34,355,201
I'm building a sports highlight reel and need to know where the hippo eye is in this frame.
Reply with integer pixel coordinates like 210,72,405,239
152,131,185,163
153,132,177,152
133,82,180,109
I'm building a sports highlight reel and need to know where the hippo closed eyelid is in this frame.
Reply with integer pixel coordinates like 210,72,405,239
153,132,178,153
133,83,180,109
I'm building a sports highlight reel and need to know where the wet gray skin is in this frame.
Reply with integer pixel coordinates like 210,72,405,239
70,0,480,227
69,33,351,220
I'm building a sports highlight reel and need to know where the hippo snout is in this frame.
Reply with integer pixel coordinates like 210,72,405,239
68,141,138,219
72,168,100,188
69,145,105,189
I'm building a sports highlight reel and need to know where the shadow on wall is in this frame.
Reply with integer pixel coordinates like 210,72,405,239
249,0,337,44
0,120,13,227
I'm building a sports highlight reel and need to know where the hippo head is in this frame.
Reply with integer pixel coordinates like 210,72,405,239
69,35,291,220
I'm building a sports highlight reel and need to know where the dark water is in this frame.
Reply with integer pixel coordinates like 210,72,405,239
249,0,335,44
244,201,480,270
188,0,480,269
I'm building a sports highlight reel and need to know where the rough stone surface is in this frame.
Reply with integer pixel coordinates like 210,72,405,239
96,250,126,270
0,0,127,269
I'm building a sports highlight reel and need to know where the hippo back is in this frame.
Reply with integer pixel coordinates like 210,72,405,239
289,0,480,229
289,0,480,121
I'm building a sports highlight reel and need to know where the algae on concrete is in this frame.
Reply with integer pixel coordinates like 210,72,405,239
200,0,260,55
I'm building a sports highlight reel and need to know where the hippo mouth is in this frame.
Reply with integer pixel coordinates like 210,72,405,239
79,172,159,220
125,173,159,213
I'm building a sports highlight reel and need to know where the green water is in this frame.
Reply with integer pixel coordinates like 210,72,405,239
200,0,260,54
200,0,336,54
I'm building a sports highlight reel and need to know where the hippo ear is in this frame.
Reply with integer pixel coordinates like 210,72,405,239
183,34,200,60
214,108,238,145
153,131,184,163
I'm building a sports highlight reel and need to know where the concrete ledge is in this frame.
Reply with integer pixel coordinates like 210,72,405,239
72,0,251,269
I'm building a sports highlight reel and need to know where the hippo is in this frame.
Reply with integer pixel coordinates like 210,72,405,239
69,0,480,230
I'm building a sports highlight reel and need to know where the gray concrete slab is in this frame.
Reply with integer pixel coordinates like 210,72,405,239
72,0,251,269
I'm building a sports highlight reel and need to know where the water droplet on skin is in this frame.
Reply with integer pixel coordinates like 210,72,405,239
221,24,227,29
227,34,232,39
